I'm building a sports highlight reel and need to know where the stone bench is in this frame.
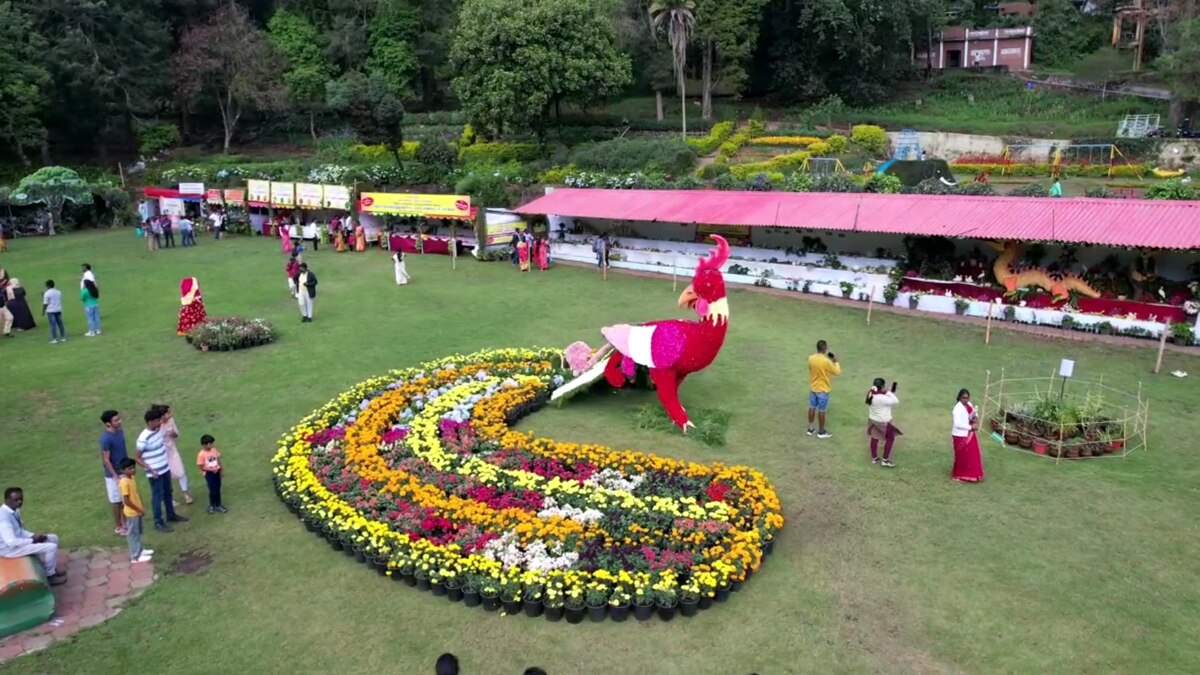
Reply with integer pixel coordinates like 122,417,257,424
0,556,55,638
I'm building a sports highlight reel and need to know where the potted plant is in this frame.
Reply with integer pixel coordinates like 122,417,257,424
883,284,899,306
480,582,501,612
1097,321,1114,335
954,297,969,315
802,280,812,294
1100,429,1125,453
678,583,701,618
429,570,447,597
908,292,923,310
445,572,464,602
654,587,679,621
1171,322,1195,345
714,579,732,603
1048,440,1063,458
564,587,586,624
633,585,655,621
840,281,855,299
585,585,608,622
608,588,632,622
1003,305,1017,322
1060,315,1075,331
543,580,564,621
414,567,432,592
523,584,545,618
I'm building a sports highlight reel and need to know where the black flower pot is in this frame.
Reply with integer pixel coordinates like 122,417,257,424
731,580,744,592
463,589,482,607
502,599,522,615
714,586,731,602
586,604,607,622
634,603,655,621
764,540,775,556
523,600,544,618
415,576,431,592
655,602,678,621
328,535,344,552
430,581,447,597
342,542,356,558
353,548,367,564
544,605,564,622
401,570,416,587
679,599,700,617
698,596,713,610
303,519,319,533
391,568,406,583
446,584,464,602
609,604,631,622
373,557,389,576
564,606,585,624
481,593,501,612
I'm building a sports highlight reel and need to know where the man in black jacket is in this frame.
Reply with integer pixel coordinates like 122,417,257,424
293,263,317,322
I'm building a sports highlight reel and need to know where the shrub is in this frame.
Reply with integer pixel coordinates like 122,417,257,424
826,134,848,153
186,317,275,351
956,182,998,196
750,136,823,147
459,142,540,165
697,162,730,179
913,178,955,195
353,142,419,162
728,151,810,180
136,122,181,156
1145,178,1196,200
812,174,862,193
1010,183,1049,197
713,174,745,191
1084,186,1114,198
569,137,696,175
747,172,785,191
674,175,702,189
850,125,888,156
783,172,813,192
538,165,575,184
416,139,458,170
455,171,513,207
686,121,735,155
748,118,765,138
863,174,903,194
808,141,831,156
459,123,476,147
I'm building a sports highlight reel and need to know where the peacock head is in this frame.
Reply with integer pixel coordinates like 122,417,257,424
678,235,731,325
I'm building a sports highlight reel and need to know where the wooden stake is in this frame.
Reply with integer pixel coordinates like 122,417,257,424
1154,320,1170,374
866,286,876,324
451,220,457,270
985,301,995,345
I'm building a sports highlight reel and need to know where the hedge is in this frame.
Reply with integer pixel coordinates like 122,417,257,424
729,151,810,180
569,137,696,175
951,162,1147,178
749,136,824,147
352,143,420,162
850,125,888,156
459,142,541,164
686,121,736,155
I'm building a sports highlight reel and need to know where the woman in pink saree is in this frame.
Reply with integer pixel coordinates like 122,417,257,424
281,222,294,254
536,237,549,271
951,388,985,483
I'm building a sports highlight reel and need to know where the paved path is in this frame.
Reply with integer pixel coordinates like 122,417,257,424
0,548,157,663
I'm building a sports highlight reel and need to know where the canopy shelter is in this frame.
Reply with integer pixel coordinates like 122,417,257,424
513,188,1200,250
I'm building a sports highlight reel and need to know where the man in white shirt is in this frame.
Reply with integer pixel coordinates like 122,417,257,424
0,487,67,585
179,216,195,247
209,211,225,240
136,408,189,532
42,279,65,343
80,263,95,290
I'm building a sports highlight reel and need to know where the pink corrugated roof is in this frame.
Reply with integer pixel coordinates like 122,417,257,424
513,188,1200,249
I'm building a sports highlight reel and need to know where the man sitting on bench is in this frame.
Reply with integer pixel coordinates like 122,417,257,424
0,488,66,586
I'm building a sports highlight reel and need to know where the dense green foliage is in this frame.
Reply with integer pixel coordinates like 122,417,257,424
569,137,697,175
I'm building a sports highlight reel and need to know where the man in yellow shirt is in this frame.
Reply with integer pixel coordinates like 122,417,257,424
807,340,841,439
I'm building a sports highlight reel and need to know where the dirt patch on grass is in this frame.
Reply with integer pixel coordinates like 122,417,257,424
173,549,213,575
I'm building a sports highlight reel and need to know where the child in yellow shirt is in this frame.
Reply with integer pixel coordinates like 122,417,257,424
119,459,153,563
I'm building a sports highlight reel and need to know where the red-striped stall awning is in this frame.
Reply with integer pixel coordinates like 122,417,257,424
513,188,1200,250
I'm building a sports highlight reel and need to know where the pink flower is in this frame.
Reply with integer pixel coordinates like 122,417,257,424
565,341,594,375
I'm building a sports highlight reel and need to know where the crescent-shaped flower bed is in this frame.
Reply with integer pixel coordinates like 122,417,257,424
186,316,276,352
272,347,784,623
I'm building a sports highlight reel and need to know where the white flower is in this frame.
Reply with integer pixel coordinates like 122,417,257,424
1184,300,1200,316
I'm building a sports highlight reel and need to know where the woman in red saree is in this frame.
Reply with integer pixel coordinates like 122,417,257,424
951,388,985,483
177,277,207,336
517,240,531,272
536,237,549,271
280,222,294,254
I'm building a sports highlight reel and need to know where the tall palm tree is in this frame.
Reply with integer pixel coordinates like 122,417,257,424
650,0,696,140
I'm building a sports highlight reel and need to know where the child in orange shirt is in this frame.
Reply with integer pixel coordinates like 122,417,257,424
196,434,226,514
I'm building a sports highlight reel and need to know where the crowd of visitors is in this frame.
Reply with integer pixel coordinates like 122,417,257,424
509,230,553,272
0,263,102,342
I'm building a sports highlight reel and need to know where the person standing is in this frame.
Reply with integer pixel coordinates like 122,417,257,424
196,434,226,514
179,215,195,247
43,279,66,344
100,410,137,536
806,340,841,439
209,210,225,240
951,389,985,483
150,217,163,250
155,404,193,505
4,279,36,331
118,459,153,564
176,277,207,336
0,488,67,585
80,279,101,336
162,217,176,248
0,286,11,338
294,262,317,322
865,378,902,467
286,255,300,297
135,408,189,532
392,251,410,286
80,263,95,290
354,223,366,252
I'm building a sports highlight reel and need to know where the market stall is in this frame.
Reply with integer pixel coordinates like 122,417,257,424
357,192,475,257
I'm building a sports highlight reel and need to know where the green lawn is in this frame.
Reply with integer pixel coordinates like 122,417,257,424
2,232,1199,674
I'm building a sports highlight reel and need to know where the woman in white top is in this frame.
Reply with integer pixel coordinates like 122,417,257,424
392,251,410,286
951,388,985,483
865,377,902,467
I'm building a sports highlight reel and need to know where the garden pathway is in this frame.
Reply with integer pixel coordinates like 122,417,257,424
0,548,156,664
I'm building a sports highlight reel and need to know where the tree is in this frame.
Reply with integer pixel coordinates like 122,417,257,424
451,0,631,142
0,1,49,165
1033,0,1105,68
366,0,421,97
174,3,287,153
650,0,696,138
1155,10,1200,127
268,9,333,139
8,166,92,236
694,0,767,120
326,71,407,165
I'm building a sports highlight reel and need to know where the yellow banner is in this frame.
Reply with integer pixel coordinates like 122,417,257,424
247,180,270,204
322,185,351,211
697,224,751,244
296,183,322,209
224,188,245,204
359,193,472,220
270,182,295,207
485,221,526,246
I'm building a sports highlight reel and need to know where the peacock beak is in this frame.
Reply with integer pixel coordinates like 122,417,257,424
678,285,698,309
